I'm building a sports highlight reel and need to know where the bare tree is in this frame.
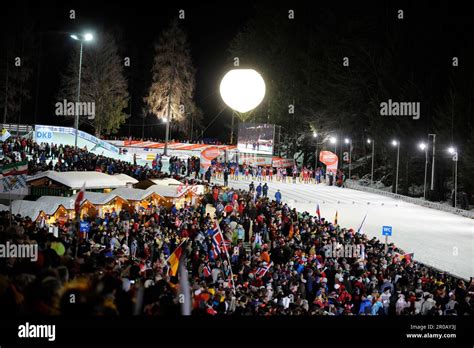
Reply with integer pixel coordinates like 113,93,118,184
59,31,129,137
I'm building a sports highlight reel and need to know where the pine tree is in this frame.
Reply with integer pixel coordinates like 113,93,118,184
145,20,199,136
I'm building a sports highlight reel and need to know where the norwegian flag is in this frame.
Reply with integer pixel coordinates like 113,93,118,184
222,239,232,250
211,221,227,255
256,262,273,279
203,262,211,278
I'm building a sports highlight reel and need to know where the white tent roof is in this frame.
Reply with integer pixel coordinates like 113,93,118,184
150,178,182,186
27,171,136,190
114,173,138,185
110,187,153,201
36,196,76,210
10,199,65,220
145,184,188,198
0,204,9,212
80,191,121,205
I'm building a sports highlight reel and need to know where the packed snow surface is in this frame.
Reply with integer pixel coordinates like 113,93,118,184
216,177,474,279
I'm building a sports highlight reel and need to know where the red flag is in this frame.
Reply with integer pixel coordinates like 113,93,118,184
75,183,86,216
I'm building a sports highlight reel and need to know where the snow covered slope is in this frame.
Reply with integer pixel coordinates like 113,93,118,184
215,177,474,279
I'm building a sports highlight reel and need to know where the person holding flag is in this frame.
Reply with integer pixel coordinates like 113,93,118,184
256,261,273,279
167,238,188,277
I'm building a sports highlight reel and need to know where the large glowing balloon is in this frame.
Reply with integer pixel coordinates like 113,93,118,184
219,69,266,114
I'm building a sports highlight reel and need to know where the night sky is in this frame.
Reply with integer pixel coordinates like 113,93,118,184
2,0,474,141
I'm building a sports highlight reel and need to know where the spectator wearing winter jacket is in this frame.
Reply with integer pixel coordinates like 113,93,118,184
359,295,373,314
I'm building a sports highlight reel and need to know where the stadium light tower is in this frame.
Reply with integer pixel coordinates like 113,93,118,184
392,140,400,194
344,138,352,179
367,138,375,187
70,32,94,148
418,142,428,200
448,147,458,208
313,132,318,169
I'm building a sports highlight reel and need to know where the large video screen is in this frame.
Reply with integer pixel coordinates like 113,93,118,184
237,123,274,155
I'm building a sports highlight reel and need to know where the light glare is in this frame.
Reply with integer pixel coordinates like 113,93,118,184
220,69,266,113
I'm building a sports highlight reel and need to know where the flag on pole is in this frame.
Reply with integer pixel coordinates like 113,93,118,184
395,252,414,265
213,219,236,294
334,211,338,225
2,174,27,191
356,213,368,234
256,262,273,279
1,160,28,177
211,221,227,255
75,183,86,216
1,161,28,192
316,204,321,221
167,239,187,276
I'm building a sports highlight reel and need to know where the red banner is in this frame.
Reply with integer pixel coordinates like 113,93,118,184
200,146,222,173
319,151,338,174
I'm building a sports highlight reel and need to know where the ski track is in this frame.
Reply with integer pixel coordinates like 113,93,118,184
213,177,474,279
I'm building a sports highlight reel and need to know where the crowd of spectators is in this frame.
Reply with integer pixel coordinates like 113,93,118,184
0,182,472,316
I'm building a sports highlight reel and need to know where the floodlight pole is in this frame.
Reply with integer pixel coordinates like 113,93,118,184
428,133,436,193
394,142,400,194
370,140,375,187
74,40,83,148
421,144,427,200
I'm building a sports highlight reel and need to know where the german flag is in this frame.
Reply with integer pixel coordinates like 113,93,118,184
397,252,414,265
334,211,338,225
167,239,187,276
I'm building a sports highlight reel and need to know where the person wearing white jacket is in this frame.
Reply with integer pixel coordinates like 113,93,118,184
396,293,409,315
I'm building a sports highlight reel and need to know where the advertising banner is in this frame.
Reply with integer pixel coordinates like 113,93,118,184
272,157,295,168
239,153,272,166
200,146,222,173
319,151,338,174
34,125,119,154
